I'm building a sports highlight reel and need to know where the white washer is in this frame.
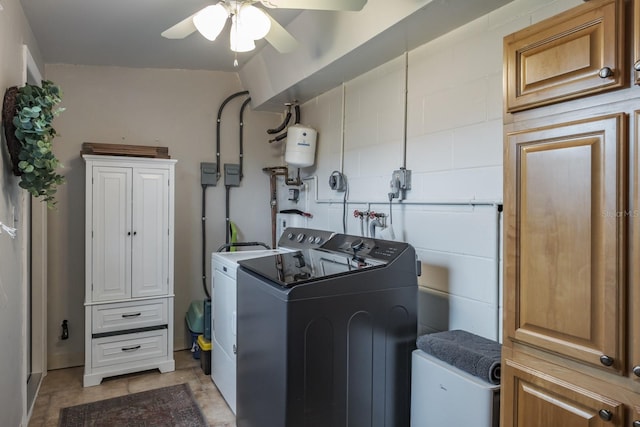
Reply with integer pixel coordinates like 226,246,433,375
211,227,333,414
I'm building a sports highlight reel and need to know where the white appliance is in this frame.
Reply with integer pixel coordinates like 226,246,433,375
211,227,334,414
410,350,500,427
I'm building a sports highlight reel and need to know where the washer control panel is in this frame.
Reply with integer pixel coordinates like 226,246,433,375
279,227,335,250
320,234,408,263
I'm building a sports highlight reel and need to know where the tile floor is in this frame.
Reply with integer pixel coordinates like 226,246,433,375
28,350,236,427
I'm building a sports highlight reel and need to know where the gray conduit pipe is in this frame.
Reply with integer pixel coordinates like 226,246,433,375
239,96,251,181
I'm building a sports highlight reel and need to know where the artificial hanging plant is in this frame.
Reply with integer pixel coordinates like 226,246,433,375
2,80,65,208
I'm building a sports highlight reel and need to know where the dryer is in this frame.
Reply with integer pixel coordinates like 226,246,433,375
211,227,334,414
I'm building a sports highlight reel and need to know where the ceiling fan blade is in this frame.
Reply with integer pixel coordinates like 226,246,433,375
260,0,367,11
264,14,298,53
161,13,198,39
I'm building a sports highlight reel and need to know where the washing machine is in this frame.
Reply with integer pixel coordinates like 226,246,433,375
211,227,334,414
236,233,419,427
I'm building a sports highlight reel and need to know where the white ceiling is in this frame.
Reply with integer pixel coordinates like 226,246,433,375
19,0,514,111
20,0,301,72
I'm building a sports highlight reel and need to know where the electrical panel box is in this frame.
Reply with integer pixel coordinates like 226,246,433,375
201,162,218,186
224,164,241,187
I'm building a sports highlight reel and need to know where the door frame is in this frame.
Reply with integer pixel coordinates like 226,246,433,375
21,44,47,420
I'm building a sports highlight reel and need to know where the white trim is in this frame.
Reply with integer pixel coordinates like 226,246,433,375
22,45,42,84
21,44,46,427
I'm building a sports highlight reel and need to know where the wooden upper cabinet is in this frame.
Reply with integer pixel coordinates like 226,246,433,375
504,114,627,372
504,0,625,113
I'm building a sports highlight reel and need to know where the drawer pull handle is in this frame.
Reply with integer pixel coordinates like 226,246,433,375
598,67,614,79
598,409,612,422
633,365,640,377
122,313,142,318
121,345,141,352
599,355,614,366
634,60,640,72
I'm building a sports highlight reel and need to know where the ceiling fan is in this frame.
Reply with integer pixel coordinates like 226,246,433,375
161,0,368,54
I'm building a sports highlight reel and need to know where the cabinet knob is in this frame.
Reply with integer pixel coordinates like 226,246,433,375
634,60,640,72
599,355,614,366
633,365,640,377
598,409,612,422
127,232,131,236
598,67,614,78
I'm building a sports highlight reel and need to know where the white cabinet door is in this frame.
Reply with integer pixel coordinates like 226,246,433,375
132,168,169,298
92,167,132,301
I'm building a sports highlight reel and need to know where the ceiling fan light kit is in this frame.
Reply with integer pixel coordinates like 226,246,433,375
162,0,368,55
230,15,256,52
193,4,228,41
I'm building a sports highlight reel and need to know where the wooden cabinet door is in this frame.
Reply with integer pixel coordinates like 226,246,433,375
91,166,132,301
504,114,627,372
502,360,624,427
131,168,170,298
504,0,624,113
630,111,640,383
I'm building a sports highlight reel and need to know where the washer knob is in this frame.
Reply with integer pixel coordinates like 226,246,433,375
314,236,323,244
351,239,364,250
287,232,294,240
296,233,305,243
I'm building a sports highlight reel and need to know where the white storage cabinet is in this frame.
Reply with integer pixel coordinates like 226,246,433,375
83,154,177,387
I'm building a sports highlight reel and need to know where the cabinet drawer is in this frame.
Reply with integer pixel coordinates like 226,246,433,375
92,299,168,334
91,329,168,368
504,0,624,112
502,360,624,427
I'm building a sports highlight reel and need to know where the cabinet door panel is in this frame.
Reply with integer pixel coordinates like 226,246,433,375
92,167,132,301
502,360,624,427
631,111,640,382
131,168,170,298
504,114,626,371
504,0,624,112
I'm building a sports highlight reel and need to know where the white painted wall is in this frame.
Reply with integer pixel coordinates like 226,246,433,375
0,0,45,425
276,0,584,342
44,64,283,368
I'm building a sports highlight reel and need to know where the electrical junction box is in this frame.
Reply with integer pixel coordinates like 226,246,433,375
329,171,347,192
224,164,241,187
201,162,218,186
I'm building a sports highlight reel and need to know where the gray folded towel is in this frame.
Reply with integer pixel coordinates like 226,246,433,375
416,329,501,384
